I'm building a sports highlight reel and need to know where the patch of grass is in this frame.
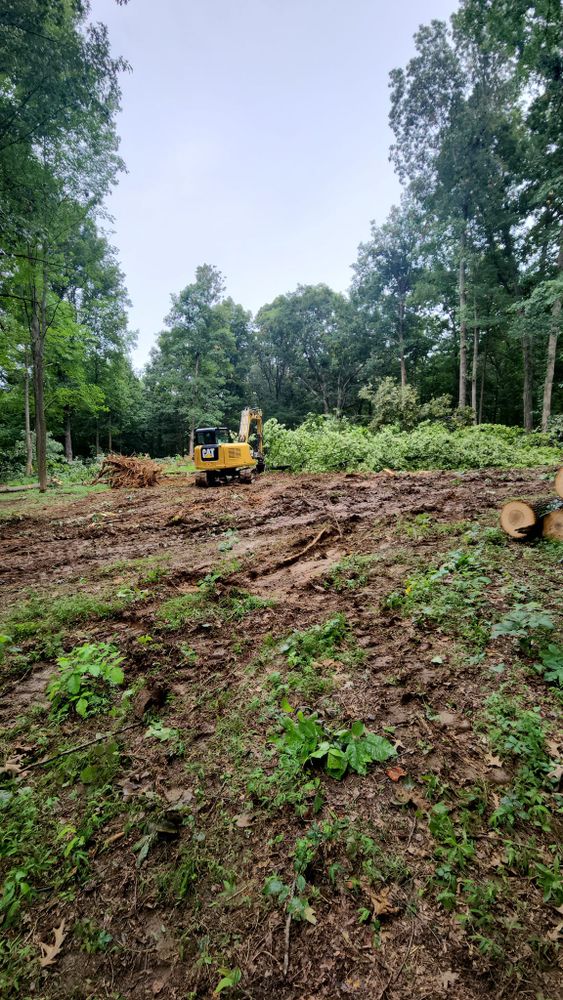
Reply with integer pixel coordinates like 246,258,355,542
156,563,270,630
323,554,378,591
484,694,556,831
386,546,492,649
0,587,141,662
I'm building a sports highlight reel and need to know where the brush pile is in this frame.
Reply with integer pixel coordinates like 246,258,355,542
92,454,163,489
500,467,563,540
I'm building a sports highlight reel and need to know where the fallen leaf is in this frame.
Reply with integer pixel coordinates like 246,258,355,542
0,758,23,776
368,886,399,918
234,813,252,829
38,920,67,968
386,765,407,782
163,787,194,806
439,969,460,989
485,753,503,767
547,763,563,783
546,922,562,942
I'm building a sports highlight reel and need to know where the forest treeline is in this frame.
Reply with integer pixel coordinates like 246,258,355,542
0,1,561,481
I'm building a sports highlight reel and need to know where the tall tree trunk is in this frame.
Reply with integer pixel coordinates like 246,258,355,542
64,407,73,462
95,417,101,456
24,356,33,476
108,417,112,453
522,331,534,432
478,339,488,425
458,225,467,408
541,239,563,432
471,297,479,422
398,299,407,387
30,280,48,492
188,352,200,458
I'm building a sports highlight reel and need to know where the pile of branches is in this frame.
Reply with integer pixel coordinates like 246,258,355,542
92,454,163,489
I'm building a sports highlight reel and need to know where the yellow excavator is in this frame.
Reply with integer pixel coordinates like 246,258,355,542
193,407,265,487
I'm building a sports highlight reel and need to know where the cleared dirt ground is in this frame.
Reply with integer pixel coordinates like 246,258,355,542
0,469,561,1000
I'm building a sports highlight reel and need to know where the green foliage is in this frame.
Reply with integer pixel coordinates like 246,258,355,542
485,695,555,831
534,644,563,687
274,713,396,781
156,562,270,630
323,555,377,591
279,614,350,667
74,919,113,954
264,417,560,473
491,603,554,650
47,643,125,719
360,378,452,431
387,547,491,647
214,967,242,994
0,588,137,659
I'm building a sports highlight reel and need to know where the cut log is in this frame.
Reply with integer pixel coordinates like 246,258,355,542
500,498,562,540
543,507,563,541
555,468,563,500
0,483,42,493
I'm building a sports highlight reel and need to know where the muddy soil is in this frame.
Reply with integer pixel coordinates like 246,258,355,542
0,468,561,1000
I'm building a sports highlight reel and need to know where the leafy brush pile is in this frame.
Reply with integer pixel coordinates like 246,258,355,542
264,417,561,473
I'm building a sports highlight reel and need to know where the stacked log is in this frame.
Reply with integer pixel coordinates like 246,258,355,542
92,454,163,489
500,468,563,541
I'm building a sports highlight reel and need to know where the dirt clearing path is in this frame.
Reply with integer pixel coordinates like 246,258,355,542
0,469,561,1000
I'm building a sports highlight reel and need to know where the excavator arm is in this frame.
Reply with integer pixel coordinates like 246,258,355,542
238,408,264,468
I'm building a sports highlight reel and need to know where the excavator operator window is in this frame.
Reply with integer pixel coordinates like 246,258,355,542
195,427,230,446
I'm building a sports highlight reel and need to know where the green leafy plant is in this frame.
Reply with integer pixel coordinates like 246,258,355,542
214,967,241,994
387,547,491,648
275,712,396,780
279,614,350,666
264,876,316,924
534,644,563,687
47,642,125,718
491,602,554,651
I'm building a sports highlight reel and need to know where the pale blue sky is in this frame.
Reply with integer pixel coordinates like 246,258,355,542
95,0,457,366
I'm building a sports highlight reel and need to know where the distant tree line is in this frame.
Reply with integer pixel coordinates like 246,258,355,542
1,1,561,477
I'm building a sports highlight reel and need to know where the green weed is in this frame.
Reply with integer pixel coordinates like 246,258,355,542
386,547,492,648
47,642,125,719
156,562,270,630
323,554,377,591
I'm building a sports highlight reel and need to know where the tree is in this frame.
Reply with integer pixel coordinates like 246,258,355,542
0,1,125,487
145,266,237,456
352,196,424,387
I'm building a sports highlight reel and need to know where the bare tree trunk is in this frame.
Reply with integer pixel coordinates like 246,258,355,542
471,297,479,422
458,225,467,408
24,356,33,476
478,340,487,425
95,417,101,456
108,418,112,453
522,331,534,432
188,353,200,458
30,280,48,492
398,299,407,387
541,239,562,432
64,407,73,462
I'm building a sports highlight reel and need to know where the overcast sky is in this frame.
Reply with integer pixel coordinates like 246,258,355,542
95,0,457,368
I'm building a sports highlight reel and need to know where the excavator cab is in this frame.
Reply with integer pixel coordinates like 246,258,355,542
193,408,264,487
